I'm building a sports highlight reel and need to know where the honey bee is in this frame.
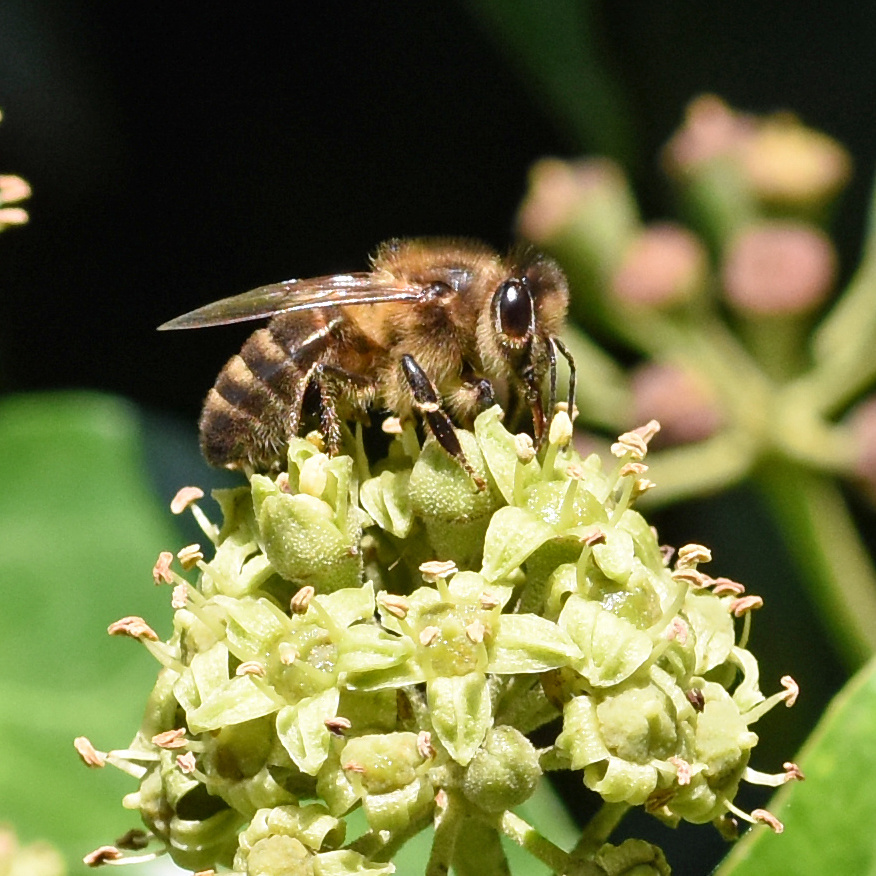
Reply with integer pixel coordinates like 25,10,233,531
159,238,575,482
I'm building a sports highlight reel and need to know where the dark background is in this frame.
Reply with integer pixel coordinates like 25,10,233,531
3,3,876,420
2,3,873,872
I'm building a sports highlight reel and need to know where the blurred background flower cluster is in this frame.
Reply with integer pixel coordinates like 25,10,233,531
3,3,876,875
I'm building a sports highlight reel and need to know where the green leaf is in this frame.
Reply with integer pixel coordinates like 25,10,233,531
0,392,183,873
715,655,876,875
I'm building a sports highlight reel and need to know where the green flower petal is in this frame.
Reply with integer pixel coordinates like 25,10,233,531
427,672,491,765
559,595,653,686
360,469,414,538
488,614,582,673
481,506,555,581
276,687,341,775
473,405,540,502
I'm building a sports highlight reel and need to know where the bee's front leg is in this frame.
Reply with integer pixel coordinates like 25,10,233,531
400,354,486,491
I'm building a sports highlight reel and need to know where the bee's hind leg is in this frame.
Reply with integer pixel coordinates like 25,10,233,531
400,354,486,491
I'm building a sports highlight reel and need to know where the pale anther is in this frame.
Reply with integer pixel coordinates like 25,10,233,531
170,486,204,515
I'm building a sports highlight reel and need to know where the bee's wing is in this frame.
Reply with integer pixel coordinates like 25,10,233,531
158,272,425,330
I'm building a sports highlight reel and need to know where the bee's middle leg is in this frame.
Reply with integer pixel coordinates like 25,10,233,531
309,363,373,455
400,354,486,490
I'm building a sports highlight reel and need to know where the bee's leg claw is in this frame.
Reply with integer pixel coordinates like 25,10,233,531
401,354,486,490
472,377,495,410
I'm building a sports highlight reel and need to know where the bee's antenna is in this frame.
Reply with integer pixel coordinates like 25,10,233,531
548,337,577,423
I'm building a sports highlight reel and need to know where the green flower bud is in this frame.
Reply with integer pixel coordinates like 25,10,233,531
251,443,361,593
233,804,349,875
462,725,542,812
137,759,242,872
340,733,434,831
664,682,757,824
593,838,671,876
409,431,503,569
556,672,684,806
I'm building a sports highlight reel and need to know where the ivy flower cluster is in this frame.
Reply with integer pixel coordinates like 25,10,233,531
79,408,799,875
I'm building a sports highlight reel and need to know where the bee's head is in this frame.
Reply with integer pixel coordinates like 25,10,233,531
485,248,568,364
479,248,571,441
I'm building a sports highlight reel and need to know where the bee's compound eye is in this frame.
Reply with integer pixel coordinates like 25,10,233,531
494,279,533,341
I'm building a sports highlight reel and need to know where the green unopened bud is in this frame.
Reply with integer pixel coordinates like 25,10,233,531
233,804,347,875
462,725,541,812
409,431,502,569
593,838,671,876
341,733,434,831
251,455,361,593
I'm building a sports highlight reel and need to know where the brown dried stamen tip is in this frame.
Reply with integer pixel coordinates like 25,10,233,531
115,829,149,851
171,584,189,610
417,730,436,760
152,551,174,585
583,528,607,547
84,845,123,867
381,593,411,619
676,543,712,568
382,416,403,435
74,736,105,768
671,568,708,588
177,752,197,774
236,661,266,677
177,543,203,570
565,463,584,481
435,788,449,809
660,544,675,565
710,576,746,596
611,432,648,460
325,716,352,736
419,625,440,646
479,592,501,609
634,419,661,443
686,687,705,712
515,432,536,463
170,485,204,515
783,761,805,782
752,808,784,834
619,461,648,478
781,675,800,707
644,788,674,813
669,755,692,786
280,645,299,665
152,728,187,749
108,616,159,641
465,619,486,644
668,618,688,644
633,478,656,496
194,871,218,876
419,559,458,583
730,595,764,616
275,471,291,493
290,585,316,614
343,760,367,774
